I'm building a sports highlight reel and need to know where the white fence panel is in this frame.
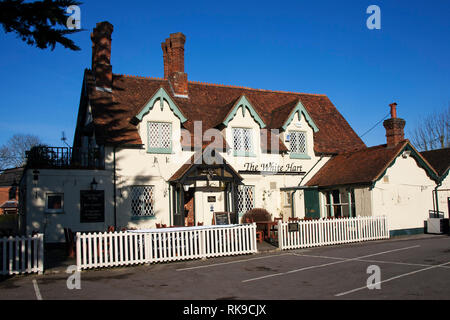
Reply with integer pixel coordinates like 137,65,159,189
76,224,257,271
278,216,389,251
0,234,44,275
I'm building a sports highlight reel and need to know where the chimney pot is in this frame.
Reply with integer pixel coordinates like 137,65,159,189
389,102,398,118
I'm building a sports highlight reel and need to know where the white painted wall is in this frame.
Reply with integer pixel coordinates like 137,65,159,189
436,174,450,218
23,169,113,243
371,154,436,232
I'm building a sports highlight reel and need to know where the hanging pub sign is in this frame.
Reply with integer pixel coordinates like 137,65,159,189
213,212,230,225
288,222,299,232
80,190,105,223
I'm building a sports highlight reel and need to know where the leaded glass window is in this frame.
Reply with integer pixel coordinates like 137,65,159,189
233,128,253,155
147,122,172,153
237,185,255,216
289,131,307,155
130,186,155,217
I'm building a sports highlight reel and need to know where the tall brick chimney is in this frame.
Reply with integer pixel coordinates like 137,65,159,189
91,22,114,90
383,103,406,147
162,32,188,97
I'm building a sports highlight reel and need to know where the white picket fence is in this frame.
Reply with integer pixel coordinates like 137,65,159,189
76,224,257,271
1,234,44,275
278,216,389,250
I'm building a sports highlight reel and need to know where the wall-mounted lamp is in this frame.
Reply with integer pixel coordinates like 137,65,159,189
183,184,191,192
402,150,411,159
32,170,40,186
90,178,98,190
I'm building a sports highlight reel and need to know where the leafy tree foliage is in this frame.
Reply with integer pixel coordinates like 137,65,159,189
0,0,82,51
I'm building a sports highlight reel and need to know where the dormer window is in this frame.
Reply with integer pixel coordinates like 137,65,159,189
289,130,309,159
147,121,172,154
232,127,254,156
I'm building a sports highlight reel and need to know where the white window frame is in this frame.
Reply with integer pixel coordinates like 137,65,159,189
147,121,172,154
232,127,254,156
289,130,309,159
130,185,155,218
45,193,64,214
237,185,255,216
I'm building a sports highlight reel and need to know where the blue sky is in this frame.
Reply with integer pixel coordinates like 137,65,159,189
0,0,448,148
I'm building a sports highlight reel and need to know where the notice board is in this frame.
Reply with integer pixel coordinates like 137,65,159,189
80,190,105,223
213,212,230,225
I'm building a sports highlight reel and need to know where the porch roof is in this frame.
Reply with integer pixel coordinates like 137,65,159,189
169,149,243,184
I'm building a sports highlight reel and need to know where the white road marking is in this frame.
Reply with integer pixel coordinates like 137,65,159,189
335,261,450,297
32,279,43,300
176,253,295,271
292,254,450,269
242,245,420,283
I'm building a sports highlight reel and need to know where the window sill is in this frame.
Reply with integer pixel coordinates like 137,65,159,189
147,149,173,155
290,153,311,160
131,215,157,221
233,151,256,158
45,210,65,214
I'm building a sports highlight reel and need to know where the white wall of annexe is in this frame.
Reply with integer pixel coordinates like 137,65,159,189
322,154,436,235
436,174,450,219
371,154,435,233
23,169,114,243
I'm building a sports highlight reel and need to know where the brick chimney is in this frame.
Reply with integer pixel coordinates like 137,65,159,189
162,32,188,97
383,103,406,147
91,22,114,90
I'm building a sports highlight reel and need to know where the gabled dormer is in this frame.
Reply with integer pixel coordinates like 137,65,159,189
222,95,266,157
133,87,187,154
274,99,319,159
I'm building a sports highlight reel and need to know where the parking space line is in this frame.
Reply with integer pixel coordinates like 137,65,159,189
335,261,450,297
176,253,295,271
32,279,43,300
292,254,450,269
242,245,420,283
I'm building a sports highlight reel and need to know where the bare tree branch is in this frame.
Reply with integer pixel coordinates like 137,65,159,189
410,103,450,151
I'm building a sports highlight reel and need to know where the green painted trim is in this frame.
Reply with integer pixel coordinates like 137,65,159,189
390,227,424,237
282,100,319,133
223,96,266,128
131,215,157,221
439,168,450,183
234,150,256,157
290,153,311,160
147,148,173,154
135,87,187,123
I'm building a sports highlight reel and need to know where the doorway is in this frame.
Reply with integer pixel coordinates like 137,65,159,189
183,188,195,226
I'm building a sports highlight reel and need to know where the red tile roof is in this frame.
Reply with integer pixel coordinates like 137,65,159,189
306,141,409,187
420,148,450,177
85,70,366,154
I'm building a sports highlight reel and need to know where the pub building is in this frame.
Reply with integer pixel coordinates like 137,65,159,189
19,22,443,243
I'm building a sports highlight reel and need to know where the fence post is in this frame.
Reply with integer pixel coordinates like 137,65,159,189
200,229,206,258
38,234,44,275
277,221,283,250
76,232,81,271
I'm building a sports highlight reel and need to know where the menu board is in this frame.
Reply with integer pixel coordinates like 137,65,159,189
288,222,299,232
80,190,105,223
213,212,230,225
